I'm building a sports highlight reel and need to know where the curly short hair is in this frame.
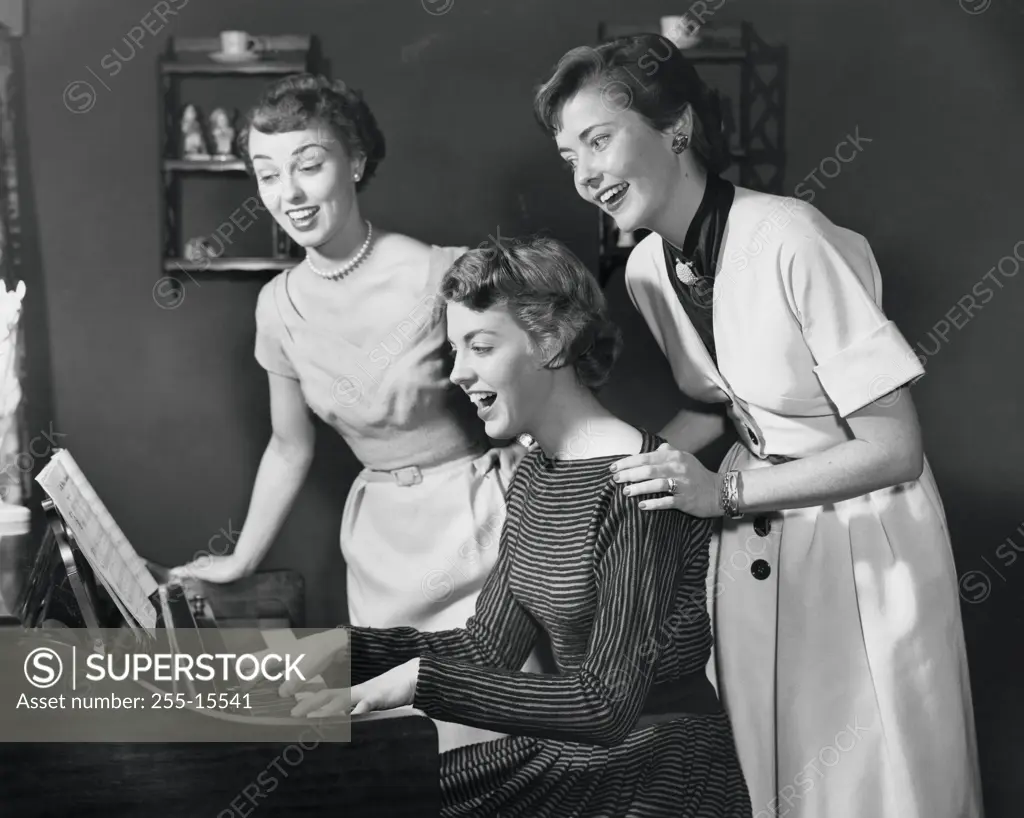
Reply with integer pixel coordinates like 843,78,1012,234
533,34,730,175
439,236,622,391
237,73,386,192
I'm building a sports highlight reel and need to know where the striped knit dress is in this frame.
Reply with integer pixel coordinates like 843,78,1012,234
349,430,751,817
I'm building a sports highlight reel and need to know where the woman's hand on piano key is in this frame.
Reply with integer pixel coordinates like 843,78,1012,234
272,628,350,697
290,658,421,718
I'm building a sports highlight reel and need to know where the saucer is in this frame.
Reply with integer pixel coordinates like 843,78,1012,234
210,50,260,64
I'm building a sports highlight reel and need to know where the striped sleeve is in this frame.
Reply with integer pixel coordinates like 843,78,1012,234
412,493,702,747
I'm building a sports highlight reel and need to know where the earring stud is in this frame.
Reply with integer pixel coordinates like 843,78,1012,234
672,133,690,154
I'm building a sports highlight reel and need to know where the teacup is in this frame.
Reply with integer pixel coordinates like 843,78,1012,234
659,15,702,48
219,30,258,56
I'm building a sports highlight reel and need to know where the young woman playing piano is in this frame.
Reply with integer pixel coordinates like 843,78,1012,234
274,237,751,818
170,75,531,748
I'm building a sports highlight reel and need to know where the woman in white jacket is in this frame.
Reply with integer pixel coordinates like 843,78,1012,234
533,32,983,818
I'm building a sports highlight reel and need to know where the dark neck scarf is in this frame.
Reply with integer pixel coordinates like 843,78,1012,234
661,174,735,365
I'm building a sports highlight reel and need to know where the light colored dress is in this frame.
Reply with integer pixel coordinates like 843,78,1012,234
625,190,983,818
254,243,528,750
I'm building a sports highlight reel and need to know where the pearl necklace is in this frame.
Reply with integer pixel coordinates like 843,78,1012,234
306,221,375,280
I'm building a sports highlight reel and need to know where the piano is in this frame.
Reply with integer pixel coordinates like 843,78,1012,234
0,709,439,818
0,450,440,817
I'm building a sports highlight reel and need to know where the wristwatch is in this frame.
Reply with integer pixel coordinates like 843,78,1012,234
719,470,743,519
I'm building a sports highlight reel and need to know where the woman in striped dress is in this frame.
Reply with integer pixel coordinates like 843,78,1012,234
280,237,751,817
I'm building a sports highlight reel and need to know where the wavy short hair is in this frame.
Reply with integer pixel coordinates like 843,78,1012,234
439,236,622,391
533,34,730,175
238,73,386,192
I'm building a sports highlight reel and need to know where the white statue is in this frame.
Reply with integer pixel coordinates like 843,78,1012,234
181,104,209,159
0,279,26,505
209,108,236,159
0,279,29,620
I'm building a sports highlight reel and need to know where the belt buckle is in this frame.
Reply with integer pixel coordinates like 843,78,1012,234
390,465,422,487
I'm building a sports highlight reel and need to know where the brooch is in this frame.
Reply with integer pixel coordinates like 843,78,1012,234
674,258,698,285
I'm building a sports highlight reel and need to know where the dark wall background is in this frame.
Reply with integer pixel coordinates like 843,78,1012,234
15,0,1022,813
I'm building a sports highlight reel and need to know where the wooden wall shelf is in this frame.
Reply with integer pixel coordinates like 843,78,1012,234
164,258,295,274
162,159,246,173
161,61,308,76
158,35,312,278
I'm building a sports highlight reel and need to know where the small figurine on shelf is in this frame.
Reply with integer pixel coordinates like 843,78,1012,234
209,108,236,160
184,236,219,266
181,104,209,160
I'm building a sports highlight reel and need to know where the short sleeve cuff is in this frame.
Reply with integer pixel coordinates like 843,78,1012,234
254,276,300,379
813,320,925,416
254,340,299,380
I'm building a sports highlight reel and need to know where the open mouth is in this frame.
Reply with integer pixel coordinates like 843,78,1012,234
468,391,497,414
286,206,320,227
598,182,629,210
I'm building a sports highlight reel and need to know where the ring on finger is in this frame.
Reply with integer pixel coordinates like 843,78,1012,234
667,477,678,495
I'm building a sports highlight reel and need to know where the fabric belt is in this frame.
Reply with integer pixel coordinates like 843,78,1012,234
360,446,486,487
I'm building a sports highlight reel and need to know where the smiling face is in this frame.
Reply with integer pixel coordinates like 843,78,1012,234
555,83,684,234
247,123,362,249
446,301,555,440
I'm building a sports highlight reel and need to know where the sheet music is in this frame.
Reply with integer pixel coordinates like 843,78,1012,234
94,570,145,641
36,449,158,633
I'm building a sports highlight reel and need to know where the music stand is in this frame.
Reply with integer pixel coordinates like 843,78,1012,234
17,498,110,649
